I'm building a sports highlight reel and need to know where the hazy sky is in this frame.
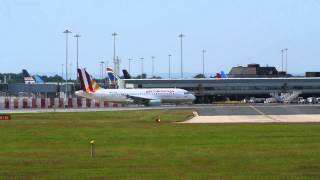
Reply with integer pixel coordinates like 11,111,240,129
1,0,320,77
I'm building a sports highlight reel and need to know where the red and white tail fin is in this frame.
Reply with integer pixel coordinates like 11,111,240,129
106,67,118,85
77,68,101,92
90,78,100,92
105,67,124,88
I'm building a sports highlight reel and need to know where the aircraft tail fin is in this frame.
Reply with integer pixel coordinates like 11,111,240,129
33,75,45,83
90,78,101,92
77,68,97,92
22,69,35,84
106,67,118,85
22,69,31,77
220,71,228,78
214,73,221,78
122,69,131,79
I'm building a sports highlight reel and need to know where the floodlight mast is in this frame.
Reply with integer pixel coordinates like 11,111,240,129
151,56,155,78
178,33,185,78
281,49,284,72
112,32,118,76
140,57,144,79
168,54,172,79
74,34,81,82
285,48,288,73
202,49,206,76
63,29,72,99
128,58,133,74
61,64,64,82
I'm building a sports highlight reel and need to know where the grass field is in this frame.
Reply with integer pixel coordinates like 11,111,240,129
1,109,320,179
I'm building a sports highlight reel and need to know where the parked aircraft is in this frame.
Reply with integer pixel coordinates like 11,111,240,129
211,71,228,79
75,68,195,106
22,69,44,84
122,69,131,79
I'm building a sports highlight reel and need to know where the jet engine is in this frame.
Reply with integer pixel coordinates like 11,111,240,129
147,99,161,106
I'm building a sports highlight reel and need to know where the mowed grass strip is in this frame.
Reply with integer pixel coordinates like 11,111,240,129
0,110,320,179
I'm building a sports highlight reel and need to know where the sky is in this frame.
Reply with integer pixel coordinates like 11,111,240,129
1,0,320,78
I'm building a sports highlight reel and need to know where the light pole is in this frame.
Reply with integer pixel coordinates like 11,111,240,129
151,56,155,78
285,48,288,73
112,32,118,75
168,54,172,79
74,34,81,81
128,58,132,74
61,64,64,82
178,33,184,78
63,29,72,98
281,49,284,72
202,49,206,76
69,63,72,80
100,61,104,82
99,63,102,82
140,57,144,79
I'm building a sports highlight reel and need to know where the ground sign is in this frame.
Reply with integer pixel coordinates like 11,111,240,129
0,114,11,120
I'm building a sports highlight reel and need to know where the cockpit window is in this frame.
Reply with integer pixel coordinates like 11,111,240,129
184,91,192,94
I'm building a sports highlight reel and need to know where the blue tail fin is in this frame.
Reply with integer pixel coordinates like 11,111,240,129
22,69,31,77
220,71,228,78
106,67,118,85
33,75,45,83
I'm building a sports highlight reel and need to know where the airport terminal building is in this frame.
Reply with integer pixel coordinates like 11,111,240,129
123,78,320,103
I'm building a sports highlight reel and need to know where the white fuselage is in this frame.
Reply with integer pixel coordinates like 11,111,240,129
75,88,195,104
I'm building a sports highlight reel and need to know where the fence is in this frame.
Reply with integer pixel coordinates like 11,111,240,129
0,97,123,110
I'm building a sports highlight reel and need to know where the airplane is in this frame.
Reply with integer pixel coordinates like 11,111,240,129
220,71,228,78
122,69,131,79
212,71,228,79
22,69,45,84
106,67,118,86
75,68,195,106
213,73,221,79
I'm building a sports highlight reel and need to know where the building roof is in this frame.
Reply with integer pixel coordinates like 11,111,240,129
228,64,279,78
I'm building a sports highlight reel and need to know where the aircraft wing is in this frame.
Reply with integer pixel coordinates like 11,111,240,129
126,94,158,104
126,94,162,106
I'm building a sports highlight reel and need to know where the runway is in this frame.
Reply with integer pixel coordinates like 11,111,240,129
194,104,320,116
184,104,320,123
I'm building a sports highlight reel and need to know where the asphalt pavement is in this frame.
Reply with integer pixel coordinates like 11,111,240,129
194,104,320,116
